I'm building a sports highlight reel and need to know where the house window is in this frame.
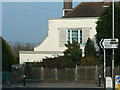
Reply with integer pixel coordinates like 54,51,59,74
80,30,82,44
68,30,70,42
72,30,78,42
67,29,82,45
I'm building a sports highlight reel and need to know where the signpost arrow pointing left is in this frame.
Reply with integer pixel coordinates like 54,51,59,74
99,39,104,49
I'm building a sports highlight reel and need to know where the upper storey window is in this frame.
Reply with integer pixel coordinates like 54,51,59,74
67,29,82,45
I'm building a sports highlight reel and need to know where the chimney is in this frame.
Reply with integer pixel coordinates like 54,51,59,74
103,0,112,8
63,0,72,16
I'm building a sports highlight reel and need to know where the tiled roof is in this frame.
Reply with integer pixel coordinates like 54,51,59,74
62,2,119,18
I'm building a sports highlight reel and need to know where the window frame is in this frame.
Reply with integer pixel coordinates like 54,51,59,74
67,29,82,45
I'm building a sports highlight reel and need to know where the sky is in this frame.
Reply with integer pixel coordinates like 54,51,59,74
2,0,103,43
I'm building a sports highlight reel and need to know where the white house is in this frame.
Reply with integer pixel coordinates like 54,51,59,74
19,0,119,64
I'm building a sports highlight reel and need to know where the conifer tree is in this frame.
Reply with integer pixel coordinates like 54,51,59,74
96,3,120,65
85,38,96,57
1,36,15,71
64,40,82,64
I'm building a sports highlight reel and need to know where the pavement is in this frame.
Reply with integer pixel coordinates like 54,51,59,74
2,83,104,88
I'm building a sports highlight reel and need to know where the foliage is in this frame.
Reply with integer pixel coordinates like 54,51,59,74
96,3,120,66
63,41,82,64
42,56,75,69
25,62,43,68
80,38,100,66
35,41,82,69
1,37,16,72
85,38,96,57
80,56,100,66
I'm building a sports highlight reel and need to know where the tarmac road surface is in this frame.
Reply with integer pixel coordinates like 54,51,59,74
2,83,104,90
2,87,104,90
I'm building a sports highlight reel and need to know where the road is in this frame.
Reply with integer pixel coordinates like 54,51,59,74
2,83,104,90
2,87,104,90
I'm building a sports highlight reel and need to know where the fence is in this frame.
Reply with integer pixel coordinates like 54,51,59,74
2,71,11,84
11,65,24,83
11,65,120,83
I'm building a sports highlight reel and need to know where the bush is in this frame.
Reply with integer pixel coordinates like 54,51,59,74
42,56,76,69
80,56,100,66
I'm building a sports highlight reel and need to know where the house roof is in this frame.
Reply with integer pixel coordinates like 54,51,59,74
62,2,120,18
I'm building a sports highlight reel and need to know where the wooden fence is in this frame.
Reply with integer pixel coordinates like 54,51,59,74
11,65,120,83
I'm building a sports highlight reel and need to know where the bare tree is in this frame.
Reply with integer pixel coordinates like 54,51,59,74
11,42,34,64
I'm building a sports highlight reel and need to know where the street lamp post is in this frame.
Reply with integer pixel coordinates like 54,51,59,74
112,0,116,89
112,0,114,80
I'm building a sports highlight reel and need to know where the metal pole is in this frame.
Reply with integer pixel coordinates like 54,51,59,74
112,0,114,39
112,0,114,80
112,49,115,81
23,75,26,86
104,49,106,79
104,49,106,88
99,75,101,87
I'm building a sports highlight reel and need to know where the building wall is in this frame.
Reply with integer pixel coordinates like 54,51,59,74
20,17,99,64
34,17,99,51
19,51,63,64
20,53,48,64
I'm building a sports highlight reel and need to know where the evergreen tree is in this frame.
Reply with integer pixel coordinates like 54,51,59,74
63,40,82,64
80,38,100,66
1,36,16,72
96,3,120,66
85,38,96,57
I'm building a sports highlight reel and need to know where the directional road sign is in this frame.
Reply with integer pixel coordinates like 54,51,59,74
99,39,118,49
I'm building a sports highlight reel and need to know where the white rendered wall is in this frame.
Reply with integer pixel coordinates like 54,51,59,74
20,17,99,64
34,17,99,52
19,52,63,64
20,54,45,64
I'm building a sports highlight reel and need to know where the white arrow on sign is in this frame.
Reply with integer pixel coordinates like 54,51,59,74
99,39,118,49
99,39,104,49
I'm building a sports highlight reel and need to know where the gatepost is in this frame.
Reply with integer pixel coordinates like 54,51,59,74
115,75,120,90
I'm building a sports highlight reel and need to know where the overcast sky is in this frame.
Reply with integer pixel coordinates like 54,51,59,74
2,0,103,43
